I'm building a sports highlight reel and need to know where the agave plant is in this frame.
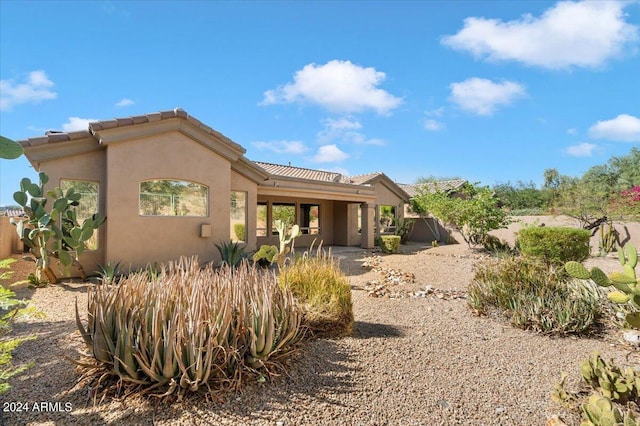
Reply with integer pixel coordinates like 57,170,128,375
214,240,248,268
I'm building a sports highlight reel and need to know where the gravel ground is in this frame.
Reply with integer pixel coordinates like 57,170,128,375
1,243,636,426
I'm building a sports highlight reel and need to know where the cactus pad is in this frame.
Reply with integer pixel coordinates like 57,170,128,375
627,312,640,329
609,291,631,304
590,267,611,287
565,261,591,279
625,243,638,269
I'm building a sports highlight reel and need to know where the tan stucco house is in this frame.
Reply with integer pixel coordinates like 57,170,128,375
16,108,415,272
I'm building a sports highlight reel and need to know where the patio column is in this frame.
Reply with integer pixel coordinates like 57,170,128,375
360,203,375,249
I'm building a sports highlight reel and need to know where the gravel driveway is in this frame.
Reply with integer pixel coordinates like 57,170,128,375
1,243,633,426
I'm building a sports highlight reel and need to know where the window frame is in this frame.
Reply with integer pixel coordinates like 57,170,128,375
299,203,320,235
230,190,247,242
59,179,100,251
139,179,209,217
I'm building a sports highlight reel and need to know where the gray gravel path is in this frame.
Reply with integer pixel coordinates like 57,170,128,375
2,244,633,426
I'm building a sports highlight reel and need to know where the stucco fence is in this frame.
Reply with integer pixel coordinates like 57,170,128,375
0,216,24,259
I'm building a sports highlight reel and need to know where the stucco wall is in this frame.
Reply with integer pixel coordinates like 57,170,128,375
0,217,15,259
373,182,405,210
105,131,230,269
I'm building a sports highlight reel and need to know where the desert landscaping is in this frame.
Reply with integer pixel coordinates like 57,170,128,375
1,215,639,426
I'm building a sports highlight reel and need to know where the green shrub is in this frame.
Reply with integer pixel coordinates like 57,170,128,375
376,235,400,254
234,223,246,242
279,248,353,336
518,226,590,265
468,257,601,335
76,257,302,395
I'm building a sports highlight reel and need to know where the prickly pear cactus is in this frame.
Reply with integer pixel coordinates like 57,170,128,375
10,172,105,284
565,243,640,330
579,353,639,403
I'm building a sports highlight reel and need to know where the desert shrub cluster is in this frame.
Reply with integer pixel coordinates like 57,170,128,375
468,256,601,335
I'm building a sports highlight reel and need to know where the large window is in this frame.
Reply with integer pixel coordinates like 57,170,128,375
230,191,247,242
60,179,99,250
257,203,268,237
139,180,208,216
378,205,396,234
272,203,295,235
300,204,320,234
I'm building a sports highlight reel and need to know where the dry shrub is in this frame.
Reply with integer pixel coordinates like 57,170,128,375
279,248,353,337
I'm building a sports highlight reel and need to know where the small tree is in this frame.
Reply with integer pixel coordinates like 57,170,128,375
411,183,510,248
11,172,105,284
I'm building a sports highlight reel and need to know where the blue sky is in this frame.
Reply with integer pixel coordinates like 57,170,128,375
1,0,639,206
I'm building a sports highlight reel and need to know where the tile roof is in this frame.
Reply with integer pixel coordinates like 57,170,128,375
341,172,383,185
399,179,467,197
1,209,26,218
19,108,244,153
254,162,343,183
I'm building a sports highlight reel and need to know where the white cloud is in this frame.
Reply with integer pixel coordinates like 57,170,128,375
261,60,402,114
312,144,349,163
252,140,308,154
441,1,639,69
424,119,445,131
0,70,57,111
317,117,362,143
344,133,386,146
566,142,597,157
61,117,97,132
115,98,135,107
449,78,526,115
316,117,385,145
588,114,640,142
567,128,578,136
425,107,445,117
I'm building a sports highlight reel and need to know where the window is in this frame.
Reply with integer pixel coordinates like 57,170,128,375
230,191,247,242
379,205,396,234
272,203,295,235
300,204,320,234
257,203,268,237
60,179,99,250
139,180,208,216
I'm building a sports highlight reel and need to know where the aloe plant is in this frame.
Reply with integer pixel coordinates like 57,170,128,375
76,257,302,394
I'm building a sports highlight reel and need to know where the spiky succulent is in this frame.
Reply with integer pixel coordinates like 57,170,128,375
76,257,302,394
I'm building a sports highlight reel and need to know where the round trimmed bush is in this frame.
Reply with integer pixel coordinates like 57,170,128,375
518,226,590,264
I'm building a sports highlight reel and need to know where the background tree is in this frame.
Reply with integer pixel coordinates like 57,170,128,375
411,183,510,247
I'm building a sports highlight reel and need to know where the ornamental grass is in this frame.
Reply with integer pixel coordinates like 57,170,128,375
279,246,354,337
75,257,302,397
